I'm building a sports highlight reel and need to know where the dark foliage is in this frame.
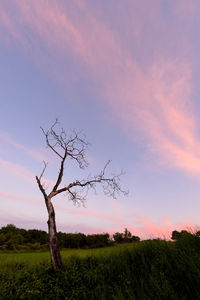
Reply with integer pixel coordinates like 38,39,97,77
0,225,140,251
171,229,200,241
113,228,140,243
0,224,48,251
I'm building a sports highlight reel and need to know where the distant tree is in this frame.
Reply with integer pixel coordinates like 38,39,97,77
0,224,17,234
0,233,6,248
123,228,132,242
171,230,181,241
171,230,192,241
86,233,110,248
113,228,140,243
196,231,200,238
113,232,124,243
131,235,140,242
57,232,86,249
36,120,128,271
26,229,48,245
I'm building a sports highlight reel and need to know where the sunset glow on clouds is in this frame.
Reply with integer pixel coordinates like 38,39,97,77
0,1,200,238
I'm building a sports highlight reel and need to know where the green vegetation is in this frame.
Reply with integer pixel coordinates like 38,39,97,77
1,231,200,299
0,224,140,251
0,224,48,251
0,243,134,266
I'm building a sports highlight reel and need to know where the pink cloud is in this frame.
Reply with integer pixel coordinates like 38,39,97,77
0,209,108,234
127,215,196,239
0,131,45,162
0,192,16,199
0,189,196,238
0,157,35,183
0,1,200,177
0,190,40,206
58,206,125,226
0,157,54,189
111,59,200,176
53,203,196,239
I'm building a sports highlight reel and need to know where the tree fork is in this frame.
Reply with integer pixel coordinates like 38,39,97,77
36,120,128,272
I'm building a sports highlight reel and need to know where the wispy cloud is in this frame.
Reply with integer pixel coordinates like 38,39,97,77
0,192,16,199
110,59,200,175
0,1,199,177
0,157,54,189
0,157,35,183
0,189,195,238
128,215,195,239
0,131,45,162
54,203,196,238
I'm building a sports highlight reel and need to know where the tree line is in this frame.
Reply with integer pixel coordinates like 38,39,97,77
1,224,197,252
0,224,140,251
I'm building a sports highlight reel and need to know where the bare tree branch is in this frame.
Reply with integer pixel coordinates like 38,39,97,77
68,189,86,206
36,175,47,200
40,120,63,159
38,120,128,203
39,160,48,181
36,119,128,272
52,149,67,192
54,160,128,201
40,119,89,168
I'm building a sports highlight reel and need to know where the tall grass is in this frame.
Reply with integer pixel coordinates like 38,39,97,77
0,244,133,266
1,236,200,299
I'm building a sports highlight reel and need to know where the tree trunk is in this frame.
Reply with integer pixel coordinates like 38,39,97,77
46,197,64,272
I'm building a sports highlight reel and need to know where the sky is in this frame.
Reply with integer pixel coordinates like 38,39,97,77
0,0,200,239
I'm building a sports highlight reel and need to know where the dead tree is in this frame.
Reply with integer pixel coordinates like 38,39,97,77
36,120,128,272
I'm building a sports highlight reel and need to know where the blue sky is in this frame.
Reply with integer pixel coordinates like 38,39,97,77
0,0,200,238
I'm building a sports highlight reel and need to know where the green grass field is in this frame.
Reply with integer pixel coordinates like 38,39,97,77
0,243,135,266
1,238,200,299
